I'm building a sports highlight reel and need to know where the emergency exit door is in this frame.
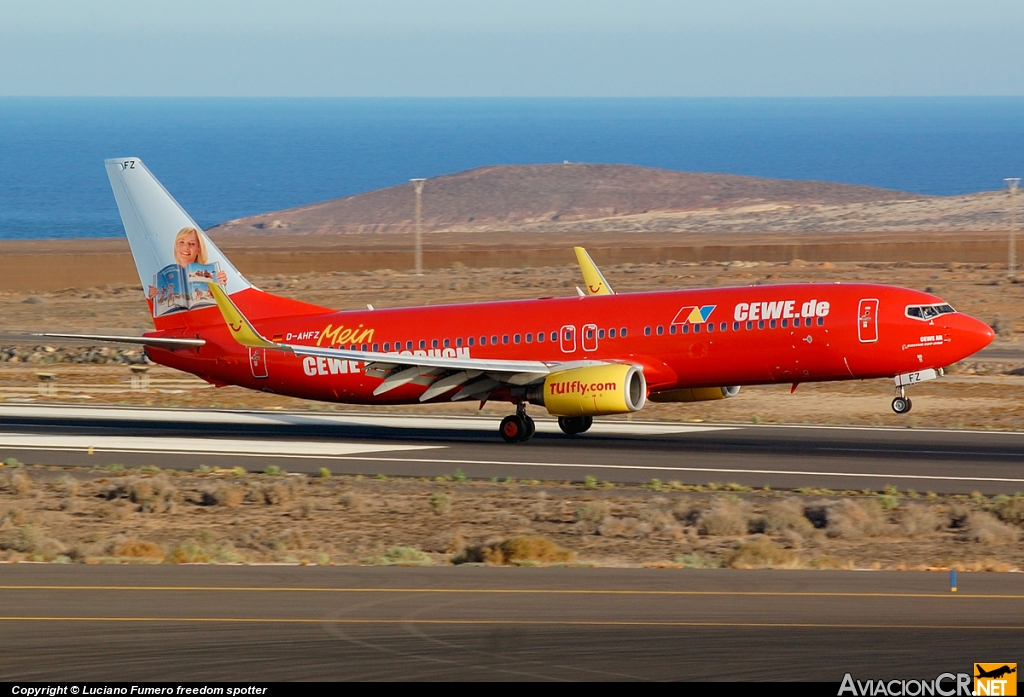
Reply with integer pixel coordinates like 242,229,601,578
858,299,878,343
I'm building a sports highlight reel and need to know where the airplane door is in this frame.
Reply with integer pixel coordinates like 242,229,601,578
560,325,576,353
249,347,269,378
582,323,598,352
858,299,879,343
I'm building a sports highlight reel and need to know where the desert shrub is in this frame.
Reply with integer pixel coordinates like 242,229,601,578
575,501,610,523
367,546,433,566
821,499,889,538
3,469,32,496
429,492,451,516
169,543,211,563
671,500,701,524
317,467,331,479
597,516,640,537
948,504,971,528
898,504,944,536
962,511,1020,545
264,465,284,476
113,539,165,560
759,498,815,536
128,479,154,504
674,553,722,569
340,491,366,511
201,484,244,507
261,482,292,506
57,475,79,498
726,538,800,569
455,536,575,565
990,496,1024,527
0,524,65,559
696,498,749,536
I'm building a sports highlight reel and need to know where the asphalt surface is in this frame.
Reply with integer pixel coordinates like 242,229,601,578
0,565,1016,681
1,405,1024,494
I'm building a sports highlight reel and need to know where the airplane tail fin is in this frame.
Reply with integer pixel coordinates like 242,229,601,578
105,158,330,330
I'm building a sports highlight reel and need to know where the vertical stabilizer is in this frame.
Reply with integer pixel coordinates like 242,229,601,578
105,157,252,325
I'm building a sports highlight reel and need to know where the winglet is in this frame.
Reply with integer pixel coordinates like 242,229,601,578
574,247,614,296
207,283,281,350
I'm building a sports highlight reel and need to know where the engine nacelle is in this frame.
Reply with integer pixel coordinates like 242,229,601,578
528,364,646,417
648,386,740,403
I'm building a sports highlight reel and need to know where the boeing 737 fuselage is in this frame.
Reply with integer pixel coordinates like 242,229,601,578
46,159,995,442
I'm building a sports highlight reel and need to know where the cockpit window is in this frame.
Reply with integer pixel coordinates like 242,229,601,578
905,303,955,320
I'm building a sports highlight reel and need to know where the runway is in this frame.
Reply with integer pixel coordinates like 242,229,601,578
1,405,1023,493
0,565,1017,681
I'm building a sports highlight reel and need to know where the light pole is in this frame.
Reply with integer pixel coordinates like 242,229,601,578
1007,178,1020,279
410,178,426,276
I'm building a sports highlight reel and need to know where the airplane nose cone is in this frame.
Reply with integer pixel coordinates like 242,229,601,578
958,314,995,357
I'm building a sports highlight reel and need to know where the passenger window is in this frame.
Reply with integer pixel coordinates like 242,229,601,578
656,326,664,335
706,323,714,333
598,329,605,339
732,322,739,331
644,326,651,336
770,320,776,329
492,335,498,344
468,337,475,347
781,319,788,328
537,332,544,342
514,334,521,344
758,321,765,329
503,335,509,344
419,340,425,349
384,343,390,351
682,324,689,334
721,322,727,332
551,332,558,341
669,325,676,335
407,341,413,350
693,324,701,334
746,321,752,330
432,339,439,349
443,338,450,348
361,344,368,351
373,343,379,352
480,336,487,346
610,328,617,338
621,328,628,337
456,338,463,347
586,328,594,339
817,317,824,326
526,333,532,343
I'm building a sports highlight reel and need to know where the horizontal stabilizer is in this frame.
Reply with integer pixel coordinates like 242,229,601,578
36,333,205,348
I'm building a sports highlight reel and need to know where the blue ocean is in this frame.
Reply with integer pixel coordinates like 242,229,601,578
1,97,1022,240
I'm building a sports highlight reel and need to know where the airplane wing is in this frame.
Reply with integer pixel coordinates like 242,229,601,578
207,283,553,401
574,246,614,296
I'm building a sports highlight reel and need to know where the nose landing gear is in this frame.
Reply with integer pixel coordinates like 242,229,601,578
891,386,913,414
499,403,536,443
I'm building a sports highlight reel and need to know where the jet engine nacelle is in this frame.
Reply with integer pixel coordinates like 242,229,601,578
528,364,646,417
648,385,740,403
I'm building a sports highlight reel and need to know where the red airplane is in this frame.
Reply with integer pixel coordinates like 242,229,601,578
45,159,994,443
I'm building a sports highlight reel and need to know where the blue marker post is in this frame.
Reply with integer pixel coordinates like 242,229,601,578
951,569,957,593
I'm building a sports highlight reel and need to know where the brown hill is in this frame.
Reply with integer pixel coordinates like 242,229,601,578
210,163,926,237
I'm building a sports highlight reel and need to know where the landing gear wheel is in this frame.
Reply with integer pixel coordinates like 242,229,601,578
891,397,912,414
558,415,594,435
522,415,536,440
500,414,530,443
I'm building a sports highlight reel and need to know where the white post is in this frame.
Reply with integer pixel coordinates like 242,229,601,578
410,178,426,276
1006,178,1020,278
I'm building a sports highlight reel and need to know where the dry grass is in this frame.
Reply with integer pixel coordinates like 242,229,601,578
455,536,576,566
0,464,1022,569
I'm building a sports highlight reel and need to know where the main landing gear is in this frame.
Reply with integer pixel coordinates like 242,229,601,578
500,404,536,443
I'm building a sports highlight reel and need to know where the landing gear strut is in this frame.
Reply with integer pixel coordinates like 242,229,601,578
557,415,593,435
891,386,913,415
500,403,536,443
